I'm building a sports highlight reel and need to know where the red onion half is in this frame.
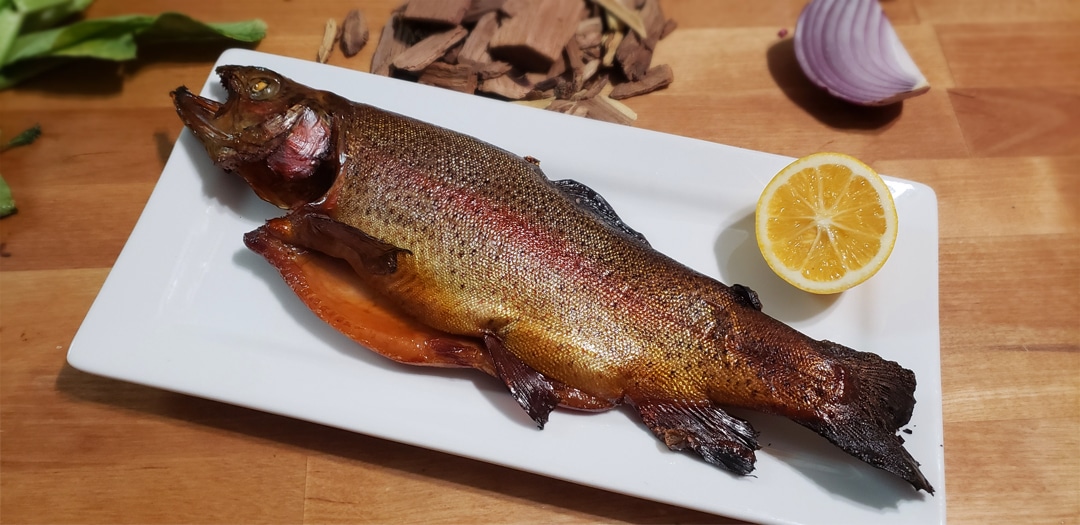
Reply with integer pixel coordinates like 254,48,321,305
794,0,929,106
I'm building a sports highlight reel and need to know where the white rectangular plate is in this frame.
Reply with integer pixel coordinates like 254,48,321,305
68,49,945,525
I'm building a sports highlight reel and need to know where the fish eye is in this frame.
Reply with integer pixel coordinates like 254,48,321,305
249,78,279,100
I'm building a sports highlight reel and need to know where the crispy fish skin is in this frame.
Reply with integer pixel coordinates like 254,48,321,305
172,65,933,493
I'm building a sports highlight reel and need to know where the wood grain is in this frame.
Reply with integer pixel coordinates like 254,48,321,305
1,1,1077,524
936,22,1080,88
949,87,1080,157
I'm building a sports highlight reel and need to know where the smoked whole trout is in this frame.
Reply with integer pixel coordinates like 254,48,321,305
172,65,933,493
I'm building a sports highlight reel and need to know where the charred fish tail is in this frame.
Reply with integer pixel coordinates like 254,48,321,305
801,342,935,493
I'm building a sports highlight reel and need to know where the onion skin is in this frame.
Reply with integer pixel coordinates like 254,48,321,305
794,0,929,106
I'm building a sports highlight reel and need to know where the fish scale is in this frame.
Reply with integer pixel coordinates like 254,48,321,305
330,106,660,396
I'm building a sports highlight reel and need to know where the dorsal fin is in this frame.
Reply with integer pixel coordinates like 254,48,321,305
554,179,649,246
730,284,763,310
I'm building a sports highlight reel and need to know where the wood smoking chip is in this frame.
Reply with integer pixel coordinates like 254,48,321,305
392,26,470,73
489,0,586,72
499,0,530,17
463,0,508,23
524,70,550,88
575,74,610,100
553,78,576,100
317,18,339,64
601,30,622,67
418,61,479,93
660,18,678,40
547,99,573,112
478,72,533,100
371,12,407,76
458,11,499,64
578,97,635,125
598,89,638,122
607,0,665,82
442,41,464,64
641,0,666,34
548,99,588,117
582,44,601,62
639,0,667,51
615,30,651,81
590,0,647,38
574,17,604,55
577,59,600,90
564,37,593,93
524,87,556,101
608,64,673,99
467,59,513,80
544,49,569,80
532,74,561,93
403,0,472,26
340,9,369,58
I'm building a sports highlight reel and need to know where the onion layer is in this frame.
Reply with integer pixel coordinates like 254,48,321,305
794,0,929,106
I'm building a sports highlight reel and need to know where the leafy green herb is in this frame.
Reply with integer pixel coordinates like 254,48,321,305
1,123,41,151
14,0,94,33
0,123,41,218
0,1,266,89
0,174,15,217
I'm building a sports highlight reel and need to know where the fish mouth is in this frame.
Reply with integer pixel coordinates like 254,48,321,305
169,65,251,137
171,86,228,143
171,72,283,170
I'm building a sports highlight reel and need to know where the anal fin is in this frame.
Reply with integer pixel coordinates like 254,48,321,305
634,399,760,475
484,333,560,429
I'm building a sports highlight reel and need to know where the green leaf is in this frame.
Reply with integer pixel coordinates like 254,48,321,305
139,12,267,43
5,12,265,65
0,123,43,218
14,0,93,33
13,0,82,11
0,173,15,218
0,9,23,64
0,11,265,88
2,123,41,151
5,14,153,64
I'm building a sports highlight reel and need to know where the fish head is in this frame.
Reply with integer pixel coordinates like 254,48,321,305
172,65,336,208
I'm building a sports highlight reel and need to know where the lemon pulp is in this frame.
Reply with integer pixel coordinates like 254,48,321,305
755,152,898,294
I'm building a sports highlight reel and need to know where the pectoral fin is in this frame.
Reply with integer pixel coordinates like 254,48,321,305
633,399,760,475
267,209,410,275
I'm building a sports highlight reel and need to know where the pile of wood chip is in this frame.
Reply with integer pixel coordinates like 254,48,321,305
325,0,676,125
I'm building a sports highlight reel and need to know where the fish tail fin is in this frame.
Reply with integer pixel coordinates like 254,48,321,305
803,341,935,494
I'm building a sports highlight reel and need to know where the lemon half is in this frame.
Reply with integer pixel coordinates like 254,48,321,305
755,152,898,294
